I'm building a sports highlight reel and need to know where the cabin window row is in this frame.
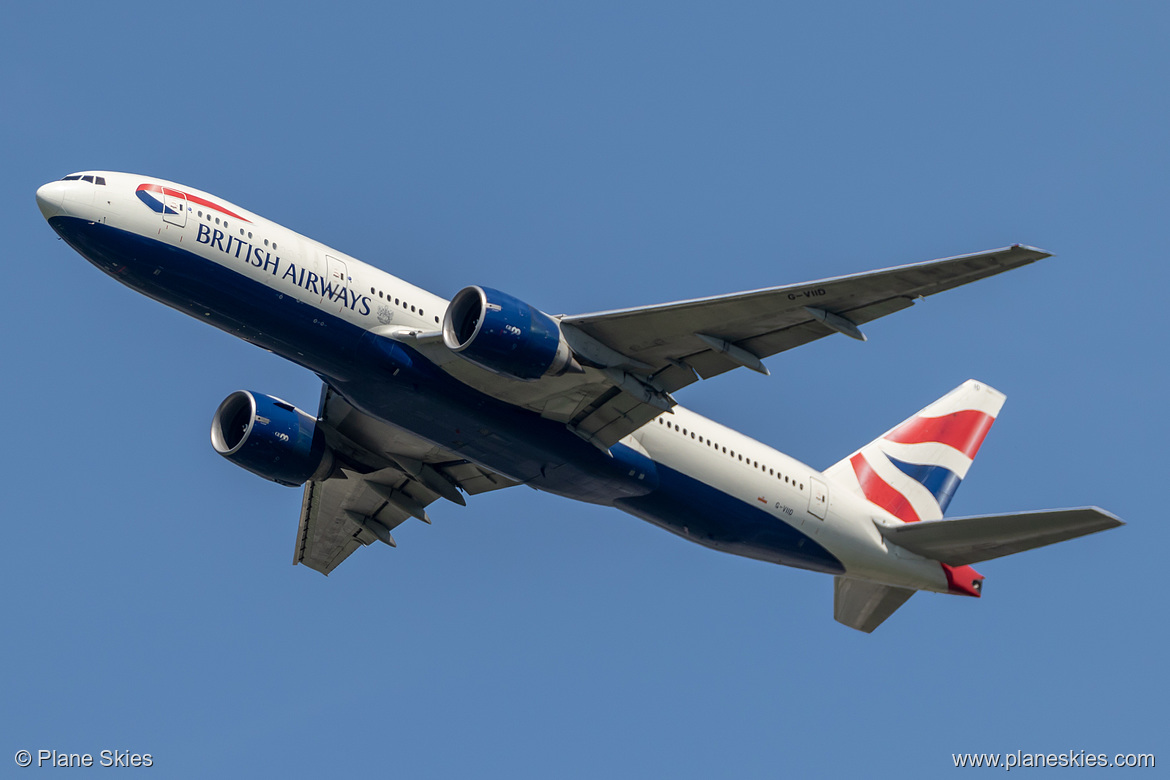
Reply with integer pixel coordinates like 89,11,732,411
368,287,440,323
194,209,278,250
658,416,803,490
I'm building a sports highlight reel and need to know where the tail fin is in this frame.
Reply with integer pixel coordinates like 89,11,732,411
824,379,1006,523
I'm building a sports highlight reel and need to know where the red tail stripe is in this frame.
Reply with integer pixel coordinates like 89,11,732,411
849,453,920,523
884,410,995,459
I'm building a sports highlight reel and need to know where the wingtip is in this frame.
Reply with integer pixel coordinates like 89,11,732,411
1010,243,1054,259
1086,505,1126,528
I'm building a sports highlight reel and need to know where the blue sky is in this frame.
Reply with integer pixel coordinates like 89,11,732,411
3,2,1165,776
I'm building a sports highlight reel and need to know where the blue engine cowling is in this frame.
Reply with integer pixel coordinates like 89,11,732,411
441,286,579,380
210,391,334,487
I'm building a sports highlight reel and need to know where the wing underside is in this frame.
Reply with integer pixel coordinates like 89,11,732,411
294,384,518,575
563,244,1049,393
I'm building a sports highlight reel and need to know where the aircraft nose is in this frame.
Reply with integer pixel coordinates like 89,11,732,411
36,180,70,220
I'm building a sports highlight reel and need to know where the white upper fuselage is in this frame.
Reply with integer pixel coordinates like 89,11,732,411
36,171,954,595
36,171,445,336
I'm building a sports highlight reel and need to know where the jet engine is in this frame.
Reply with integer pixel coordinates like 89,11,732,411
441,286,580,380
210,391,334,487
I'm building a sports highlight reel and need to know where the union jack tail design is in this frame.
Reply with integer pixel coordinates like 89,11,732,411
824,380,1006,524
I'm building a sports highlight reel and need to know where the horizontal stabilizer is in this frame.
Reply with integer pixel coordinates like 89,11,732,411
878,507,1124,566
834,576,916,633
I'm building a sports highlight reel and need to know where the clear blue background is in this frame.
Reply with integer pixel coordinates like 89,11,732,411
2,2,1164,776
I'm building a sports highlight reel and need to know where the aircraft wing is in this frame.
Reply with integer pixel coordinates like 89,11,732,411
395,245,1048,450
561,244,1050,393
294,385,519,575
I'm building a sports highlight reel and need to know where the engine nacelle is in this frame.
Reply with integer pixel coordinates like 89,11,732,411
442,286,579,380
210,391,333,487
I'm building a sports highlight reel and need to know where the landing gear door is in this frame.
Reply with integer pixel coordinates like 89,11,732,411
162,188,187,227
809,477,828,520
325,255,349,311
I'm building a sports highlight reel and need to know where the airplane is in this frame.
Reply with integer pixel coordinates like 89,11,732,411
35,171,1124,632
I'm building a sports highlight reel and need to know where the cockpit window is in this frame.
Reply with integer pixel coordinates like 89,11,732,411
60,174,106,185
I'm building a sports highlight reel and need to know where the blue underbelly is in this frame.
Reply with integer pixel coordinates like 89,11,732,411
616,464,844,573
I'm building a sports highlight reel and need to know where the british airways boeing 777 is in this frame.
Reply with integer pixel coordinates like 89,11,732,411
36,171,1123,632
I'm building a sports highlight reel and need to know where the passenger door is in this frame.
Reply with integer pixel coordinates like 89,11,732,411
809,477,828,520
162,188,187,228
325,255,349,311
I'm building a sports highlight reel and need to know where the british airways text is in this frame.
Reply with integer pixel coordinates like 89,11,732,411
196,223,371,314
